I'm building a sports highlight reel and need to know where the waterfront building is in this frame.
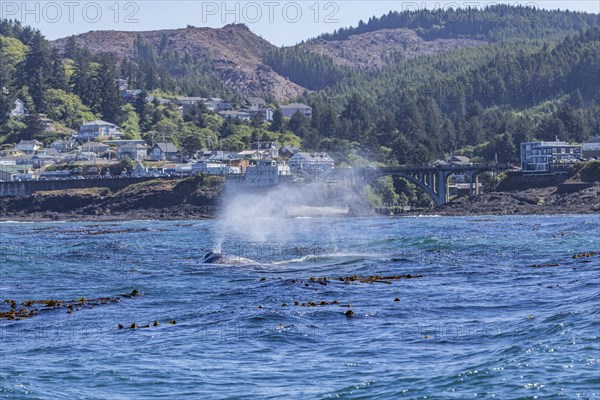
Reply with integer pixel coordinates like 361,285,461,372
520,140,582,174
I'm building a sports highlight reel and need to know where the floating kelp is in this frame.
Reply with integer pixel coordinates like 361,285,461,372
572,251,598,259
309,274,423,284
58,228,151,236
288,299,346,308
1,289,141,321
530,263,561,268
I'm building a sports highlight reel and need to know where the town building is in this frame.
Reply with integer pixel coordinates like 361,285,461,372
81,142,110,156
218,110,252,121
117,143,147,161
77,120,123,141
288,152,335,172
120,89,142,104
520,140,582,174
150,142,179,161
279,145,300,159
280,103,312,118
448,155,471,165
252,141,278,159
51,140,76,153
582,136,600,158
245,97,267,108
191,162,240,175
15,140,43,155
10,99,28,117
115,78,128,91
247,107,273,122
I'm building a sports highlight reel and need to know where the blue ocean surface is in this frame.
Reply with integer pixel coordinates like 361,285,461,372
0,215,599,399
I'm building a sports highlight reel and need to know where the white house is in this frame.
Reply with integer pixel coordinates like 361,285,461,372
280,103,312,118
288,152,334,172
14,140,43,155
10,99,28,117
77,120,123,141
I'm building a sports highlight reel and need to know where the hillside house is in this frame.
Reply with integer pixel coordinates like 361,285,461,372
115,78,128,91
81,142,110,156
78,120,123,141
120,89,142,104
218,110,252,121
245,97,267,108
51,140,76,153
10,99,28,117
206,99,233,112
15,140,43,155
150,142,179,161
247,107,273,122
279,145,300,158
117,143,147,161
280,103,312,118
252,141,278,158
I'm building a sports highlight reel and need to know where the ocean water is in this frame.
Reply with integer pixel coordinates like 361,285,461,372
0,215,599,399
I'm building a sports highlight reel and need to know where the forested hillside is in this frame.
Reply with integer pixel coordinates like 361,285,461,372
318,5,600,42
297,28,600,165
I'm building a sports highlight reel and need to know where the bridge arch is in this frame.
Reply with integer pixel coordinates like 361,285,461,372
356,164,509,206
363,170,449,206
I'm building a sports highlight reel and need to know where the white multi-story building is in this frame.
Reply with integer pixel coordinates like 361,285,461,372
520,140,582,174
77,120,123,141
288,152,335,172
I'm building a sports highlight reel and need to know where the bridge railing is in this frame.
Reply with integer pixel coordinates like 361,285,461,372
369,163,515,172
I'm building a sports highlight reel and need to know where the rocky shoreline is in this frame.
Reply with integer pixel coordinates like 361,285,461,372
431,184,600,216
0,181,598,222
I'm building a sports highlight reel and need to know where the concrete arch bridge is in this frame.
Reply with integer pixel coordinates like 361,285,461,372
356,164,512,206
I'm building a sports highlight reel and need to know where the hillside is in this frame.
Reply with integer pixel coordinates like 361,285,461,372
52,24,305,99
300,28,486,71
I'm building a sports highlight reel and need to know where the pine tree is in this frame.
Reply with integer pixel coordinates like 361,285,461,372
21,32,51,113
270,109,283,132
0,44,15,127
97,62,122,123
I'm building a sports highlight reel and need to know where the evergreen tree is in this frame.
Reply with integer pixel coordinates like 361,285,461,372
96,62,122,123
270,109,284,132
21,32,51,112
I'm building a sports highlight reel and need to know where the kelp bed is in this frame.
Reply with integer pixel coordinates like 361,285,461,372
529,251,599,268
1,289,141,321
